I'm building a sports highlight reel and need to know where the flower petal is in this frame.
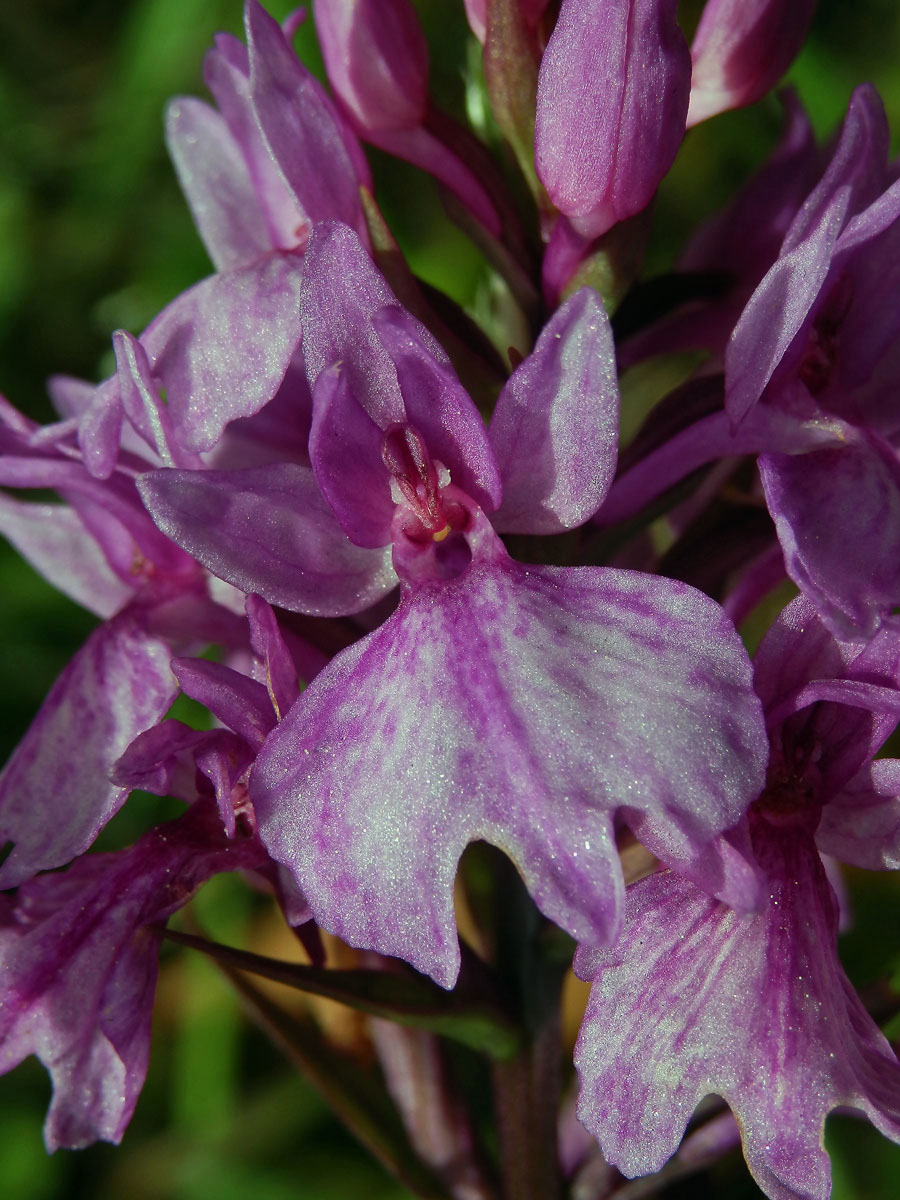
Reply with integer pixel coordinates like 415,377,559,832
138,463,397,617
252,544,766,987
535,0,690,240
574,826,900,1199
0,495,132,618
141,255,304,454
0,803,264,1149
245,0,369,234
489,287,618,532
760,431,900,640
301,221,414,428
165,95,273,270
0,614,177,887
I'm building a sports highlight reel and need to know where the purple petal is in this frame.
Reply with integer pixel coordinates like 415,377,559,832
781,84,890,256
687,0,816,127
681,90,819,286
171,657,274,748
138,463,397,617
760,431,900,640
0,803,264,1149
300,222,410,428
165,96,273,270
535,0,690,240
725,191,849,425
373,305,502,513
113,721,254,834
816,760,900,870
46,375,95,420
246,594,300,720
203,31,308,252
574,824,900,1199
315,0,428,134
211,350,313,470
77,380,123,479
0,495,132,618
309,365,395,548
0,614,177,887
489,287,619,533
252,544,765,987
360,122,502,237
113,331,199,469
141,255,304,454
245,0,369,235
0,453,199,584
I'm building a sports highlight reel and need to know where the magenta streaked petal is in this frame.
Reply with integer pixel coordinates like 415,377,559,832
0,495,132,618
0,803,265,1150
141,255,304,454
489,287,618,533
373,306,502,512
760,432,900,640
535,0,690,240
245,0,369,235
165,96,273,270
687,0,816,127
138,463,397,617
574,828,900,1198
252,552,765,987
0,615,177,887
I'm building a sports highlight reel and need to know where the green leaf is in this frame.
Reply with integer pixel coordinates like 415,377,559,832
164,928,523,1060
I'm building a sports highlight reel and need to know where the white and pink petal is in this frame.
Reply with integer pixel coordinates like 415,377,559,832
251,529,766,987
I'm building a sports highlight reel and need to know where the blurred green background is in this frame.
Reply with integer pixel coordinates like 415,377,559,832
2,1,900,1197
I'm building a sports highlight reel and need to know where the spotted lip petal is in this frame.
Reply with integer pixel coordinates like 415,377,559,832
574,820,900,1200
251,519,766,988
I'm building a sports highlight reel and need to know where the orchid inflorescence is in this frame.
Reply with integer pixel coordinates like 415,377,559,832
2,2,900,1197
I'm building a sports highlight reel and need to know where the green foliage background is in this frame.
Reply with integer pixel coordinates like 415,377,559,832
1,2,900,1197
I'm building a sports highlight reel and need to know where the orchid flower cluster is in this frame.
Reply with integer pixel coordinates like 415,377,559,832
2,1,900,1197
